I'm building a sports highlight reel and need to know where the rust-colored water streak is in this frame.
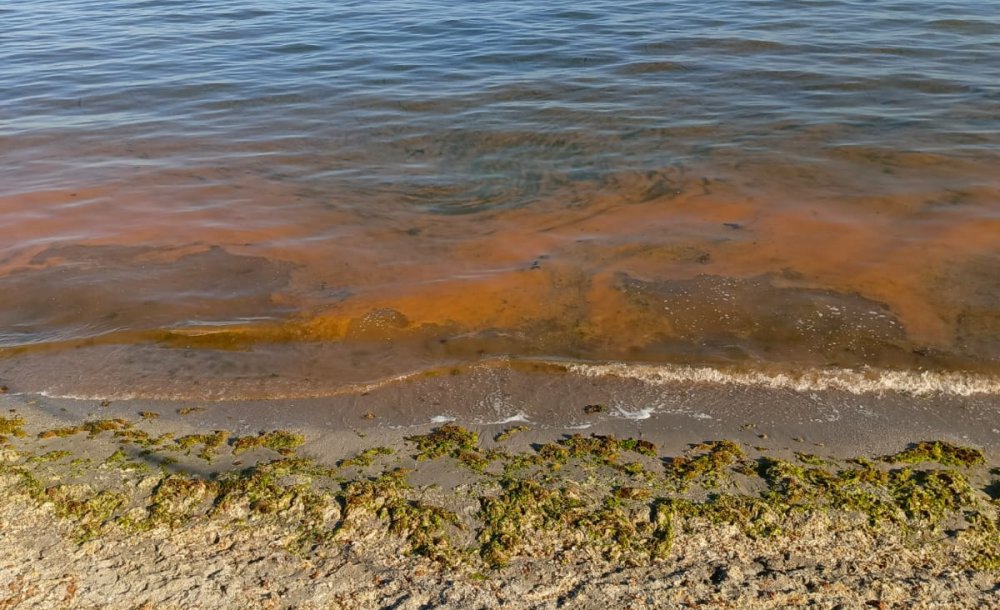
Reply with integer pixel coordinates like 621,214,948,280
1,152,998,400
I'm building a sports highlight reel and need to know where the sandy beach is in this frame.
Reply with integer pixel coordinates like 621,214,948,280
2,369,998,609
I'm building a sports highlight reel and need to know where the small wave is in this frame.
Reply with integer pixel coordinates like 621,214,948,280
33,368,433,402
565,362,1000,397
25,358,1000,405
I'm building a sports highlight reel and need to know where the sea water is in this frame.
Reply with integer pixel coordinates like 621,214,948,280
2,0,999,399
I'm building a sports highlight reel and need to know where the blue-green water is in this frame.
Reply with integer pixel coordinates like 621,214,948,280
4,0,998,205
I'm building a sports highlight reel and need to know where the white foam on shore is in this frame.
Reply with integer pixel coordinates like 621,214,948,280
565,362,1000,397
611,405,657,420
483,412,531,425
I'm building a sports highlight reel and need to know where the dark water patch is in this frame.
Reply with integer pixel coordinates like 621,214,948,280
615,61,691,75
266,43,325,55
615,273,912,369
928,19,1000,34
933,257,1000,367
0,246,294,347
217,8,275,20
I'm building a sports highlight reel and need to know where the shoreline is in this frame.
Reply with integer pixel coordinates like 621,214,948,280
6,360,1000,459
1,384,998,609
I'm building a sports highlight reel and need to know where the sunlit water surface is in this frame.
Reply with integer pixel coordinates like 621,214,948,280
2,0,999,399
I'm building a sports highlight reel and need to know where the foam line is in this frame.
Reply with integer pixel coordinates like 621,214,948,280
565,362,1000,397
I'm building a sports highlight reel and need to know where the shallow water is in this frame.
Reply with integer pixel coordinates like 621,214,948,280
2,0,999,398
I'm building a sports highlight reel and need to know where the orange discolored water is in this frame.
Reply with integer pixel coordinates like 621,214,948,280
2,0,999,399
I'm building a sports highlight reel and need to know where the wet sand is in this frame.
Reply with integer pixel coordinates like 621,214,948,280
5,359,999,456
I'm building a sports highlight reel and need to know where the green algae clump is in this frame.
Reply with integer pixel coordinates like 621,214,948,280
477,477,584,568
338,446,394,468
45,485,129,543
337,468,460,564
407,424,479,460
143,475,220,529
554,434,656,464
232,430,305,456
37,419,132,440
174,430,230,461
664,440,745,491
494,425,530,443
0,415,27,439
406,424,492,471
883,441,985,468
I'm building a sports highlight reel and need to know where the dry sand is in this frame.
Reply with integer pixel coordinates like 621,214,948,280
2,493,997,609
